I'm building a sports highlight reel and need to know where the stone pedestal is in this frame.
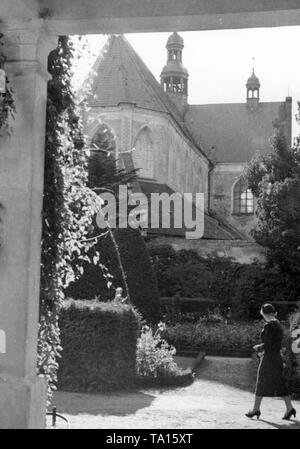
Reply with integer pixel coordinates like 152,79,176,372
0,20,57,428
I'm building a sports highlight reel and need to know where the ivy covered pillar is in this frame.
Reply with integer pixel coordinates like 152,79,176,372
0,20,57,429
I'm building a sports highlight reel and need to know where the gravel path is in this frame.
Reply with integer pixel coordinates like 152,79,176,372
51,356,300,429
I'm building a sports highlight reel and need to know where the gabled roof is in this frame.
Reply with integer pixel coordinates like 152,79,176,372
89,35,180,117
185,100,291,163
87,34,208,161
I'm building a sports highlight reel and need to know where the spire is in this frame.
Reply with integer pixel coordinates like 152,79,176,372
160,32,188,114
246,62,260,111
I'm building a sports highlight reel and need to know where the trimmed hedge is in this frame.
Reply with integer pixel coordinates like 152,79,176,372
162,321,263,352
149,244,300,320
66,228,161,324
57,299,141,392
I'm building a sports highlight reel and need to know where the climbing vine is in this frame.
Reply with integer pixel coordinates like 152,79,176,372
37,36,139,402
0,33,15,137
37,36,100,403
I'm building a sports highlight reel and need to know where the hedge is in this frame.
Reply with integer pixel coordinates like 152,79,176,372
162,321,263,352
65,228,161,324
149,244,300,320
57,299,141,392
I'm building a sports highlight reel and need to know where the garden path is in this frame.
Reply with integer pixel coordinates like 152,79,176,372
51,356,300,429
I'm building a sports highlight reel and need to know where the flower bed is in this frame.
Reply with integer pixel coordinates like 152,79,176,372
162,321,263,353
58,303,195,393
135,322,195,388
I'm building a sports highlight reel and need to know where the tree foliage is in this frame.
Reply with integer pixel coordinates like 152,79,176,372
245,124,300,274
149,245,300,320
88,123,136,193
37,35,158,401
66,227,162,324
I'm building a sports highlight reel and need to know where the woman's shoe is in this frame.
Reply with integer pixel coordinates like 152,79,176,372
245,410,261,420
282,408,296,420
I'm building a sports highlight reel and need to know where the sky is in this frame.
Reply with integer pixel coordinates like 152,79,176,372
72,26,300,138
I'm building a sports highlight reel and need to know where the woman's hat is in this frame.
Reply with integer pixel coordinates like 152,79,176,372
261,303,276,315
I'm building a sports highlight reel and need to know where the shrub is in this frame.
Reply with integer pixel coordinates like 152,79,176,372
163,321,263,351
136,323,181,378
66,228,162,324
149,245,238,302
57,299,141,392
149,244,300,320
113,228,161,324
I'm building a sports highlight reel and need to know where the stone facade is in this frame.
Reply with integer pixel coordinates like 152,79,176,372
85,105,210,208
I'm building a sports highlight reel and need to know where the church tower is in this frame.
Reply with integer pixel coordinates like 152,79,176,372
160,32,188,114
246,69,260,111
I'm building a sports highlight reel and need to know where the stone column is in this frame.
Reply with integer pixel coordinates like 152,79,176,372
0,20,57,429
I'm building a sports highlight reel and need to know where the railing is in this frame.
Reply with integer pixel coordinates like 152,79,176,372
160,296,221,318
160,296,215,303
160,296,299,315
46,407,70,429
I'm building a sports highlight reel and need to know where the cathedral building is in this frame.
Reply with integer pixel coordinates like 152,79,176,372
82,32,292,263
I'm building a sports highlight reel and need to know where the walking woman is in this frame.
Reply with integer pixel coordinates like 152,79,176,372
246,303,296,420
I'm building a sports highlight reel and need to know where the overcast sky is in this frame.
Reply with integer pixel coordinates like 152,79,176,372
73,26,300,138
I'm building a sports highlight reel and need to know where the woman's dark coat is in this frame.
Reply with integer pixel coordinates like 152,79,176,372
255,320,289,397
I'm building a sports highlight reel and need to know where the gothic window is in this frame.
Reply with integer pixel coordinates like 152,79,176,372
91,123,116,154
88,124,116,189
233,178,254,214
132,127,154,179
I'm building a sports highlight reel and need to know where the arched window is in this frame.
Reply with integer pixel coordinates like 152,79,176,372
88,124,116,189
233,178,254,214
91,123,116,154
132,127,154,179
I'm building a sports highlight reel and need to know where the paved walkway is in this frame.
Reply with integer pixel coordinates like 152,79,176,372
52,357,300,429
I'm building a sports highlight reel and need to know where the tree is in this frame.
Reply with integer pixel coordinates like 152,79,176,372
88,123,136,193
66,123,161,323
245,123,300,274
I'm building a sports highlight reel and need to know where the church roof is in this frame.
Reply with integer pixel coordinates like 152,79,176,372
184,101,290,163
138,180,239,240
89,35,182,119
87,34,207,160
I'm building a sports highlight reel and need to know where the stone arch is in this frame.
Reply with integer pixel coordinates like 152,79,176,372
132,125,154,179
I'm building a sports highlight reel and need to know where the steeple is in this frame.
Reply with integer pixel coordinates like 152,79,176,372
160,32,188,114
246,68,260,111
